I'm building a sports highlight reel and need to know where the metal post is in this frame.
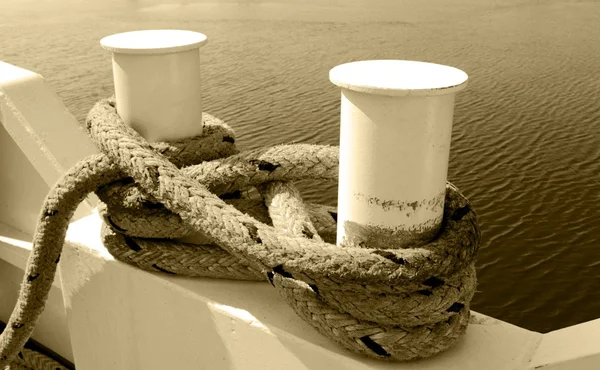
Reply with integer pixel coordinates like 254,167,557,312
330,60,468,248
100,29,207,142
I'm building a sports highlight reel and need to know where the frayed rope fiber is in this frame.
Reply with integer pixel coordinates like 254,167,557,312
0,97,480,367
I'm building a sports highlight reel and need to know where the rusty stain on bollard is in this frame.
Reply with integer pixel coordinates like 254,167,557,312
343,190,446,249
342,218,442,249
353,191,446,213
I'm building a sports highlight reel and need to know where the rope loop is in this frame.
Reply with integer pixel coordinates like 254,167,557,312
0,97,480,367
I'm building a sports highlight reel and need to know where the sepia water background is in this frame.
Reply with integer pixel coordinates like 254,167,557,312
1,0,599,333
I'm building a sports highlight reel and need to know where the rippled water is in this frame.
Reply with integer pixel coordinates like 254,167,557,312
1,0,599,333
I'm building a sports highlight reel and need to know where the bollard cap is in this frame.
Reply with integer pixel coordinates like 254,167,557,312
329,60,468,97
100,29,207,55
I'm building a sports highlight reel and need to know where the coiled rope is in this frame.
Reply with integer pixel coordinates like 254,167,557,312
0,97,480,368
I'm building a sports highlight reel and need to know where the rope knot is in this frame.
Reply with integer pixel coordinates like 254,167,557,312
0,97,481,367
91,98,481,361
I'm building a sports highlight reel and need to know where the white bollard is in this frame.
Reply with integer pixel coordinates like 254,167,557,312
100,29,207,142
330,60,468,249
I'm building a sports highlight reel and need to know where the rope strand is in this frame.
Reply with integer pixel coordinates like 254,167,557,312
0,98,480,367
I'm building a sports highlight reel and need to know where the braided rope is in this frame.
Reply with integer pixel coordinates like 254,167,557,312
3,347,68,370
0,97,480,367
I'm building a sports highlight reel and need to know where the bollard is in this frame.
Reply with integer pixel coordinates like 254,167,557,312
330,60,468,249
100,29,207,142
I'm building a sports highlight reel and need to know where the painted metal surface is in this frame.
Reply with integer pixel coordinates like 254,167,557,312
330,60,468,248
100,30,207,142
0,61,97,235
529,318,600,369
61,211,542,370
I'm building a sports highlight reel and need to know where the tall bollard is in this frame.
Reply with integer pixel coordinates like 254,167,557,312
330,60,468,248
100,29,207,142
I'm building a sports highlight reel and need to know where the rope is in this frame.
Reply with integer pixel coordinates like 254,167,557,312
0,322,69,370
0,97,480,367
2,348,68,370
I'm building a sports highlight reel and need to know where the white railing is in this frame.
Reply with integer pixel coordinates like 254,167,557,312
1,30,599,370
